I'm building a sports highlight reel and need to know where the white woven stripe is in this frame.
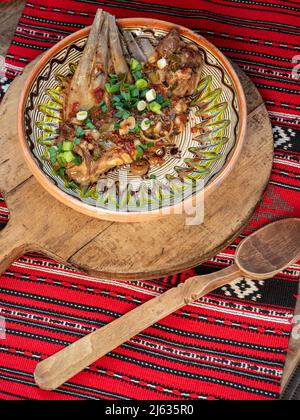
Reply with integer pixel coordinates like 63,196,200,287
273,158,300,169
11,260,293,324
131,337,283,378
11,261,164,296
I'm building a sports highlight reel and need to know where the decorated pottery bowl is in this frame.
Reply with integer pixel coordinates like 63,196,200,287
18,18,247,222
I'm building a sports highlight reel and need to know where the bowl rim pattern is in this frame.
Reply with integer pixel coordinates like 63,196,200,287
18,17,247,222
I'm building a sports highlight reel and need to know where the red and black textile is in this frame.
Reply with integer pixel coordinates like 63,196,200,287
0,0,300,401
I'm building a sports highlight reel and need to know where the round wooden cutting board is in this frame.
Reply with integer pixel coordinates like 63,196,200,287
0,60,273,281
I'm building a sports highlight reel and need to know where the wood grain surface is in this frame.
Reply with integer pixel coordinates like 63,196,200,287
0,1,298,397
0,60,273,280
0,1,26,57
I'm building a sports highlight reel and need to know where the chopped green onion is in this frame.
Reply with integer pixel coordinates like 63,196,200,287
84,187,99,199
130,88,139,98
85,119,96,130
49,146,57,164
57,152,67,166
135,79,148,89
130,58,142,72
76,111,88,121
115,109,131,120
62,141,73,152
105,82,121,94
149,101,162,114
156,94,171,108
42,149,50,161
157,58,168,69
57,151,76,165
115,110,125,118
49,146,57,155
121,90,131,102
146,89,157,103
141,142,155,149
75,126,85,138
68,181,78,190
113,95,122,103
132,70,143,81
130,124,141,134
100,100,108,113
73,154,82,166
156,95,164,105
140,89,148,99
135,145,144,160
55,167,66,178
73,138,81,145
122,111,132,120
137,100,147,112
64,151,76,163
57,142,64,153
161,98,171,108
141,118,151,131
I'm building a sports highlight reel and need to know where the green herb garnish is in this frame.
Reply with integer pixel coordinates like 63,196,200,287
149,101,162,115
135,79,148,89
141,142,155,149
121,90,131,102
75,126,85,137
130,58,142,72
105,82,121,94
100,100,108,113
135,145,144,160
85,119,96,130
48,146,57,163
62,141,73,152
73,154,82,166
55,167,66,178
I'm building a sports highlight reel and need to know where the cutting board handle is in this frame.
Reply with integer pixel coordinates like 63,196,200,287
0,215,29,274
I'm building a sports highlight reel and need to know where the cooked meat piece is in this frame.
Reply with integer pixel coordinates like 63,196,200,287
89,147,133,183
139,38,155,60
144,29,203,98
123,31,147,63
66,142,93,186
108,15,131,77
64,10,109,120
66,144,133,186
157,28,180,56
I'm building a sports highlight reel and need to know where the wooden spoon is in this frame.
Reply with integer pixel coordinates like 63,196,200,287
34,218,300,390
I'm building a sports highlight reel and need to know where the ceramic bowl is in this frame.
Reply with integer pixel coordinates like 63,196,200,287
18,18,247,222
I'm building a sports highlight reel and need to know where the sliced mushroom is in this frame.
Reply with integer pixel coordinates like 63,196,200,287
130,159,150,176
119,116,136,136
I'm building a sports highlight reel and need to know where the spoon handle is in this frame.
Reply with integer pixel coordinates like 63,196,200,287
34,264,241,391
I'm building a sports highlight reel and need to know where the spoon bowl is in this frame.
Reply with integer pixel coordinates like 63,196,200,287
236,218,300,279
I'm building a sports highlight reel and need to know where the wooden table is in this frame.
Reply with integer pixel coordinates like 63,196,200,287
0,0,299,397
